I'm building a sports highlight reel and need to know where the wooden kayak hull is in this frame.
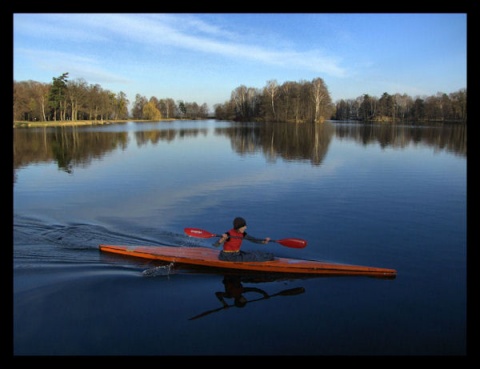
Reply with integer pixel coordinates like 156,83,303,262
99,244,397,278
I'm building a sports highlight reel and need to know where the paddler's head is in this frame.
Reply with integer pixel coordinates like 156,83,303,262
233,217,247,230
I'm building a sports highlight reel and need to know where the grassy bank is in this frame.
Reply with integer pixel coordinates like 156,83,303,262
13,119,178,128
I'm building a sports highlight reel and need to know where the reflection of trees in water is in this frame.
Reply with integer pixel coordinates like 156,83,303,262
134,128,208,146
13,122,467,183
13,127,211,181
334,122,466,157
215,122,335,166
261,123,334,165
14,127,129,177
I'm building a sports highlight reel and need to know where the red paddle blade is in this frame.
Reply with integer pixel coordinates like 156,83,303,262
276,238,307,248
184,228,217,239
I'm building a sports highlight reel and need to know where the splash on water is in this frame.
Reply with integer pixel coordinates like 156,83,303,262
142,262,175,277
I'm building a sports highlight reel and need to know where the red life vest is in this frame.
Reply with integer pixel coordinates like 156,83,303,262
223,228,245,252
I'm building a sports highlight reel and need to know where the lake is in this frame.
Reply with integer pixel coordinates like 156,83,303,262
13,120,467,356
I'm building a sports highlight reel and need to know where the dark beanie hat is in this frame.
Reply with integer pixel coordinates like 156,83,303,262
233,217,247,229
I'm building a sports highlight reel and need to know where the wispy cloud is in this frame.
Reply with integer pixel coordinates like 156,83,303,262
15,48,132,84
15,13,347,79
14,13,465,104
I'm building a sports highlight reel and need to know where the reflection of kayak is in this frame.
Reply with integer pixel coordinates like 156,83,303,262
99,244,396,278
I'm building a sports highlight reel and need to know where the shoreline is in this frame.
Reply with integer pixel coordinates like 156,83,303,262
13,119,178,128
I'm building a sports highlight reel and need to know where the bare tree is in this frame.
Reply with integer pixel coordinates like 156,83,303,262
311,78,331,123
265,80,278,121
67,78,88,121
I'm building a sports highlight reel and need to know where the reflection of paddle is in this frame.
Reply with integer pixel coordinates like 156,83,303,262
184,227,307,248
188,287,305,321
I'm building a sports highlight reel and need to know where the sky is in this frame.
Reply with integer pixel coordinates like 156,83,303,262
13,13,467,112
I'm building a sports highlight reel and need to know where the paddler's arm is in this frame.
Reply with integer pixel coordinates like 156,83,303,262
244,233,270,244
213,233,229,247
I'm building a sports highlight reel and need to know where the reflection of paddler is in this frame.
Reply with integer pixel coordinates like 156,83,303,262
216,275,269,308
188,275,305,320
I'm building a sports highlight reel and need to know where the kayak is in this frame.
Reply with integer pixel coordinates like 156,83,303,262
99,244,397,278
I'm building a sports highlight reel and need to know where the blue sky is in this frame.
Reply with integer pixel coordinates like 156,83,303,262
13,13,466,111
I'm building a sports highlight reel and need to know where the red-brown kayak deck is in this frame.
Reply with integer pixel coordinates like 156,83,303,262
99,244,397,278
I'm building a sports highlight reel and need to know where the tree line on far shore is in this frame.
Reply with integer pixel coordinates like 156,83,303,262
14,72,466,124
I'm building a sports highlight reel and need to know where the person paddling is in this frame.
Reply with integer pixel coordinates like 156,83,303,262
213,217,274,262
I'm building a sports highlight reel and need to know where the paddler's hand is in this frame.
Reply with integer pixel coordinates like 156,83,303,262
263,237,270,244
213,234,228,247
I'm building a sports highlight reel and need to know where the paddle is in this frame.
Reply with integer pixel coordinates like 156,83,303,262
188,287,305,320
184,227,307,248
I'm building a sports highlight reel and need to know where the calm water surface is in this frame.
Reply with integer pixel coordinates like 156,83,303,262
13,120,467,356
